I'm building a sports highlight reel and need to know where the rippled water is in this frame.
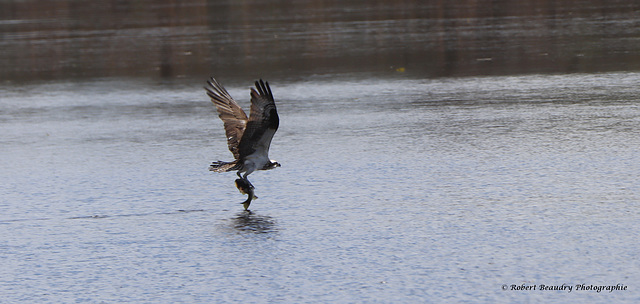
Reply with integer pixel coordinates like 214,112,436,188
3,0,640,301
1,73,639,302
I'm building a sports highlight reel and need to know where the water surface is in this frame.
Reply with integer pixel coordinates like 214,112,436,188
1,73,639,302
2,0,640,302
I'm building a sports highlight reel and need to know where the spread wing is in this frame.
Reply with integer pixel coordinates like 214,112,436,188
205,77,248,160
238,79,279,159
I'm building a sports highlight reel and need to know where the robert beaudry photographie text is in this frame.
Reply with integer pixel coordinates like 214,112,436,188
502,283,628,293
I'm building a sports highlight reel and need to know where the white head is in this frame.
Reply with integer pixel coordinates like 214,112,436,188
265,160,281,170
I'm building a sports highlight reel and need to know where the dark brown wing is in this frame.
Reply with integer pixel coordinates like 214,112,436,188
205,77,248,160
238,79,279,159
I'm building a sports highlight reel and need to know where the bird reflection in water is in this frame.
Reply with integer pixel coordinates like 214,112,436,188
232,211,277,234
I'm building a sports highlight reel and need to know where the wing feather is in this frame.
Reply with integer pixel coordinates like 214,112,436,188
205,77,248,160
238,79,279,159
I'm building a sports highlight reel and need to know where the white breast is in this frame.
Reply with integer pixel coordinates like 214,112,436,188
245,150,269,170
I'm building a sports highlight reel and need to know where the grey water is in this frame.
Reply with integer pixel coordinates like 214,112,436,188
2,0,640,303
2,74,640,303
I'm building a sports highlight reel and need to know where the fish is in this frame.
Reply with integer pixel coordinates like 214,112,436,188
235,178,258,211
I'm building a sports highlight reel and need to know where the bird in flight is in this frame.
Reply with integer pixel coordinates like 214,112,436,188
205,77,280,210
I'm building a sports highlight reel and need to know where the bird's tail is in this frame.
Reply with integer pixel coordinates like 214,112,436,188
209,160,241,172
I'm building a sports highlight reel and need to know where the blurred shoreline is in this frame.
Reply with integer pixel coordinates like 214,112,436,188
2,0,639,83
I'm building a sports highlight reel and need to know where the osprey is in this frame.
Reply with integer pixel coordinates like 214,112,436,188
205,77,280,210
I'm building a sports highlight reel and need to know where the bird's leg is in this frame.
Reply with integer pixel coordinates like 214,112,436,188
242,173,255,189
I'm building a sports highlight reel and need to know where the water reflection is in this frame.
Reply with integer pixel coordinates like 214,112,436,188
231,211,277,234
1,0,639,82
